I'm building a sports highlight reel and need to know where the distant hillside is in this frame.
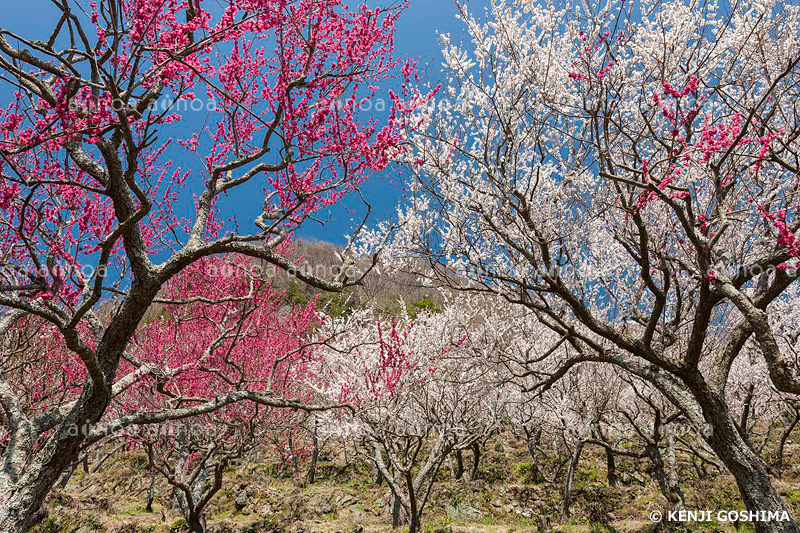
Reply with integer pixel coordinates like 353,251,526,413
267,239,446,318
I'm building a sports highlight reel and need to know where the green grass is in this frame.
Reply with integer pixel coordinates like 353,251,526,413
39,515,58,533
784,488,800,506
168,518,189,533
38,432,795,533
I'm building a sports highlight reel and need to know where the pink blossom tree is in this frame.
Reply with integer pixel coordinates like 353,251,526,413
115,257,327,532
3,256,335,531
0,0,423,529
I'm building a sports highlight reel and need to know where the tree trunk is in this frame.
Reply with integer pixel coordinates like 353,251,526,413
454,449,465,480
737,383,756,445
306,418,320,485
146,470,156,513
708,426,799,532
406,470,421,533
409,512,422,533
391,495,402,529
526,426,542,464
469,441,481,480
307,435,319,485
775,408,799,478
525,426,541,461
646,441,685,512
562,440,585,518
288,433,300,483
0,393,113,532
188,513,205,533
604,445,618,488
692,378,800,533
58,463,77,489
0,480,45,533
0,281,161,532
525,426,543,483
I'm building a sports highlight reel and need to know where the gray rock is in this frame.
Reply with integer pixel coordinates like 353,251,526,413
258,504,273,516
235,490,251,511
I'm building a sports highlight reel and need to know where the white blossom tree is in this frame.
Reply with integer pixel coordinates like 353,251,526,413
368,0,800,529
319,300,506,532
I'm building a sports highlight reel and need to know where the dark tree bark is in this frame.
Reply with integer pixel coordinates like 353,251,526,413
525,426,542,462
370,434,451,533
646,441,685,511
145,473,156,513
524,425,543,483
469,441,481,480
775,406,800,478
736,383,756,446
58,464,76,489
562,440,585,518
454,449,465,480
604,444,618,488
391,495,402,529
405,470,421,533
187,513,205,533
690,377,800,533
307,423,320,485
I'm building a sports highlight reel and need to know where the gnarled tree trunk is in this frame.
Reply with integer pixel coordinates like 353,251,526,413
646,439,685,513
693,379,800,533
0,387,117,532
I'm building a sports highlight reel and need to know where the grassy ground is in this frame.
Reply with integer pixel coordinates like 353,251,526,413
31,434,800,533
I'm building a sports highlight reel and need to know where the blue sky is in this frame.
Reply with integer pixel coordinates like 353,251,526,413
0,0,489,247
312,0,490,245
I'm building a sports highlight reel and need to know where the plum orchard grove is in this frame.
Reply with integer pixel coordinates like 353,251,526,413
1,1,800,533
